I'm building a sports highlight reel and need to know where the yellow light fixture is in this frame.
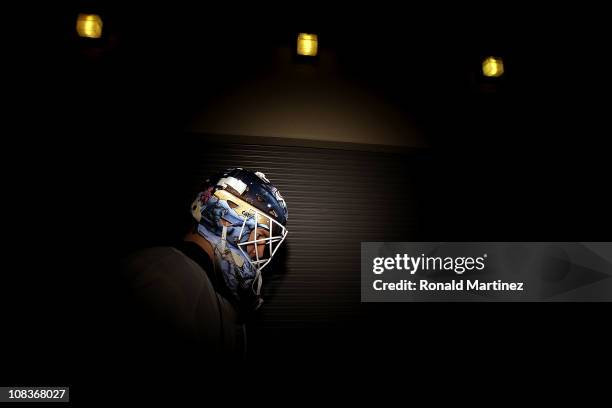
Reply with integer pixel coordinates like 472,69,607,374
482,56,504,77
76,14,103,39
297,33,318,57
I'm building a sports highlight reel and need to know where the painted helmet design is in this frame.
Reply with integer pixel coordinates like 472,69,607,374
191,168,288,297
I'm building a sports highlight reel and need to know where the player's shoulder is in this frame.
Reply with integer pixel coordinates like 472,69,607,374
120,246,207,284
122,246,183,266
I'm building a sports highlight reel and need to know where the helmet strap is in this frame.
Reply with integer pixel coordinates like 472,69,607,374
220,224,228,252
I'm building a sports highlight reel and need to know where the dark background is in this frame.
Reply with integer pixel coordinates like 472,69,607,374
4,1,611,397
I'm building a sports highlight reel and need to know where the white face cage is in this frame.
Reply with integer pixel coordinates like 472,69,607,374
235,208,288,295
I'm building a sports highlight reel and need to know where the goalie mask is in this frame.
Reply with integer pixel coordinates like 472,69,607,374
191,168,288,307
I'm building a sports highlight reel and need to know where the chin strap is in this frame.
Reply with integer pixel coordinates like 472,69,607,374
220,224,228,253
